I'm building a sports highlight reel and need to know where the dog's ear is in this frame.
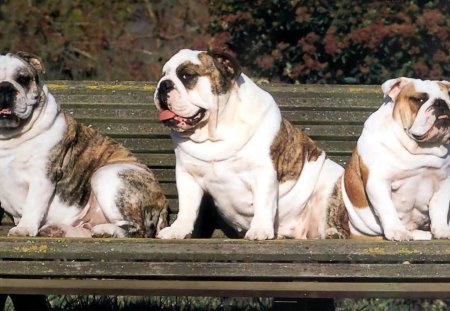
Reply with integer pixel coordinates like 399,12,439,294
15,51,46,75
439,80,450,96
208,50,241,81
381,77,412,102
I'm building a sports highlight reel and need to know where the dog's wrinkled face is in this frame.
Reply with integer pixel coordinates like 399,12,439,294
383,77,450,145
154,49,241,133
0,52,44,129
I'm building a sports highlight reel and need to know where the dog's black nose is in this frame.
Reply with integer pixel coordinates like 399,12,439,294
157,80,175,110
434,98,447,109
0,81,17,108
159,80,175,95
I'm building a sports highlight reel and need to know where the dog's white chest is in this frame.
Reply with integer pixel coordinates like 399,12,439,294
0,150,38,215
392,167,448,215
184,156,256,229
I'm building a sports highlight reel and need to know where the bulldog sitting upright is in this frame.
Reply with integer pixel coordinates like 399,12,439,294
343,77,450,241
0,52,168,238
154,49,349,240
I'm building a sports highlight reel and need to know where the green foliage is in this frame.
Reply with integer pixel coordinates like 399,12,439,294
48,295,272,311
208,0,450,84
336,298,449,311
0,0,210,80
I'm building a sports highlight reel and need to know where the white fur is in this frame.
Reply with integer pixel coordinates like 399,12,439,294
343,78,450,241
156,49,344,240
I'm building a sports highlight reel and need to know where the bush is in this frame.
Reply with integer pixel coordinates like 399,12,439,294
0,0,210,80
208,0,450,84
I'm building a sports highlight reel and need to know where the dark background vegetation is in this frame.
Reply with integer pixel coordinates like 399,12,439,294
0,0,448,83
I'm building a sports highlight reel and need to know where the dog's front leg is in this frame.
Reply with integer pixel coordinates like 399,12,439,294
245,169,277,240
429,177,450,239
8,178,54,237
158,167,204,239
365,176,412,241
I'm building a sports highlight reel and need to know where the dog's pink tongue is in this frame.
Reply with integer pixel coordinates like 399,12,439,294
159,110,176,121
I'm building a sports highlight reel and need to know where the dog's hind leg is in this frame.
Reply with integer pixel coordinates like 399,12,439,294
90,163,168,238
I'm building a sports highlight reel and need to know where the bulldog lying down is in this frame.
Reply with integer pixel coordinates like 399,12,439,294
343,78,450,241
154,49,349,240
0,52,168,238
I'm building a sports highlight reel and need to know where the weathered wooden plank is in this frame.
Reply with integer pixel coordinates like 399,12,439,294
108,137,355,156
1,278,449,298
143,154,352,172
48,81,381,99
135,154,175,168
0,261,448,279
152,168,175,180
76,121,364,140
1,239,449,263
53,89,380,103
60,97,381,110
64,107,372,124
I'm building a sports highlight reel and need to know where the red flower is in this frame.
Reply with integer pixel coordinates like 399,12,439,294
324,35,338,55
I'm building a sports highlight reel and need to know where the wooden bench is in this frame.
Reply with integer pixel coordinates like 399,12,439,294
0,81,449,300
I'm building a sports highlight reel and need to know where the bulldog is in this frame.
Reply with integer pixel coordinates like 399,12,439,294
342,77,450,241
0,52,168,238
154,49,349,240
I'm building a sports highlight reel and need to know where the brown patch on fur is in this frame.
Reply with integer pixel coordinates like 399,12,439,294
437,82,450,93
325,177,350,239
175,52,239,95
270,118,323,183
47,112,168,237
393,82,428,129
343,149,370,208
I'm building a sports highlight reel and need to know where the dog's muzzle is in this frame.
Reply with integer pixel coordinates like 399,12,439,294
157,79,175,111
0,81,19,122
432,99,450,123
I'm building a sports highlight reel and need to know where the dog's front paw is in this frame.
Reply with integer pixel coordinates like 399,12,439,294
8,226,37,237
384,227,413,241
157,224,191,239
431,226,450,239
245,225,274,240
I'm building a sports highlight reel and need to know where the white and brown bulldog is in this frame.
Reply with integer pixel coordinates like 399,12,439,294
154,49,349,240
343,77,450,241
0,52,168,238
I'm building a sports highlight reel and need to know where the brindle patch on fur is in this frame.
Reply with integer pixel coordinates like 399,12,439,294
326,178,350,239
343,149,370,208
270,118,322,183
47,112,140,208
115,169,169,237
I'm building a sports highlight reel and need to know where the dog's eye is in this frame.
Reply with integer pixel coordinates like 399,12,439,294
180,72,197,82
17,74,32,86
410,96,428,105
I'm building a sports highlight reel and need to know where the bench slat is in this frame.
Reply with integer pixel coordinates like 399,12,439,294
1,239,449,263
2,278,448,298
0,261,448,279
64,108,372,124
72,121,364,140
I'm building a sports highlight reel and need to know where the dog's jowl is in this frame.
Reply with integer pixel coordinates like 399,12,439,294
154,49,349,240
0,52,168,238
